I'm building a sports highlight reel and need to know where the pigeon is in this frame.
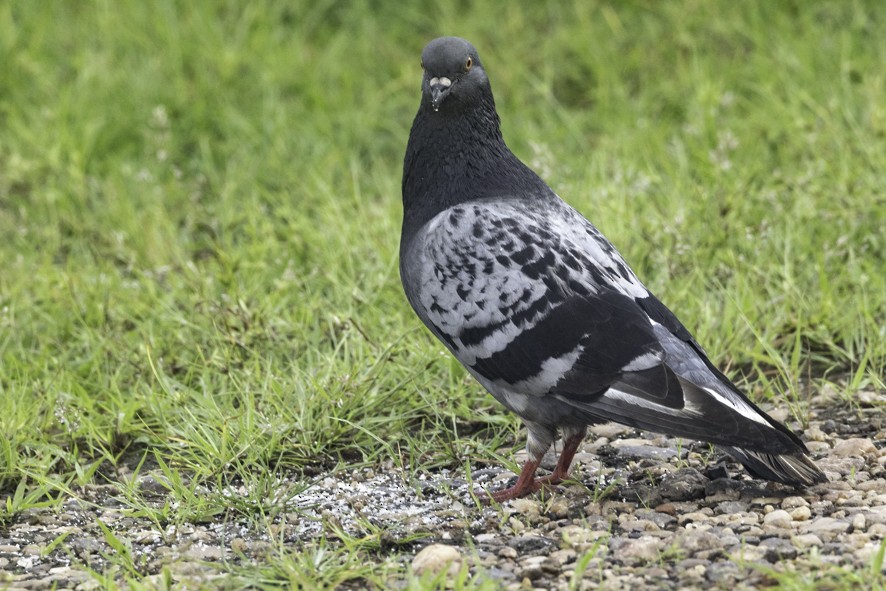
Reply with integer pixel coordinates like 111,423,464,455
399,36,826,502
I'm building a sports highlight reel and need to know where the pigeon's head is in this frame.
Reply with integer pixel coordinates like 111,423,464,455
420,37,489,114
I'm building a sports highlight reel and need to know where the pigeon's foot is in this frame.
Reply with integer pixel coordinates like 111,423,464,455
485,429,586,503
484,456,543,503
485,474,564,503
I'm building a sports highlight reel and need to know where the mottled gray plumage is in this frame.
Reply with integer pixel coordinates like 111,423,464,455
400,36,825,501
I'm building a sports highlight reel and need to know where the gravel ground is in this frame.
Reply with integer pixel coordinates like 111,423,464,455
1,388,884,590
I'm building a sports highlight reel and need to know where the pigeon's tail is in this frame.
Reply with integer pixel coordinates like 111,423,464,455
720,446,828,487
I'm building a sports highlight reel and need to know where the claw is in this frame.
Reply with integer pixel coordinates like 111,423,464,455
482,429,586,503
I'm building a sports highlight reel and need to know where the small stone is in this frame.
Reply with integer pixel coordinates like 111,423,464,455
601,501,636,516
510,498,541,519
654,503,677,516
852,513,866,531
804,426,828,441
767,407,789,422
807,441,831,453
559,525,594,547
610,440,678,460
508,517,526,534
183,542,223,561
760,537,798,561
868,523,886,537
590,423,633,438
635,508,676,529
548,548,576,566
675,530,724,554
412,544,461,576
804,517,851,538
509,535,554,554
858,478,886,492
705,478,742,501
611,535,661,564
541,556,562,575
763,509,793,528
791,534,823,549
716,501,749,515
858,390,886,406
546,499,570,519
706,561,741,583
789,506,812,521
831,438,878,458
679,511,714,525
517,556,546,580
658,468,708,501
134,530,158,545
498,546,517,559
781,496,809,509
231,538,248,553
250,541,273,558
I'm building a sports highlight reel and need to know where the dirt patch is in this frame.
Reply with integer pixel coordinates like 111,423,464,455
2,392,884,589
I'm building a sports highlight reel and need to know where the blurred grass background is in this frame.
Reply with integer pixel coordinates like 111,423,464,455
0,0,883,583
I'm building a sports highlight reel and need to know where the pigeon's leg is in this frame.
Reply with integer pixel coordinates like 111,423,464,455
486,422,554,503
538,426,587,486
486,426,587,503
487,456,544,503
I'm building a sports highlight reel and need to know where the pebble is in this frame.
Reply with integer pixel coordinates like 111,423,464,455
763,510,793,528
498,547,517,559
679,511,714,525
559,525,597,548
831,438,878,458
789,506,812,521
858,478,886,492
509,498,541,519
611,535,661,564
635,509,676,529
548,549,576,566
851,513,866,531
658,469,708,501
3,399,883,591
674,530,723,554
590,423,633,438
869,523,886,537
412,544,461,576
546,499,571,519
803,517,851,539
760,537,798,561
781,496,809,509
654,503,677,516
791,534,824,549
509,535,554,554
517,556,548,580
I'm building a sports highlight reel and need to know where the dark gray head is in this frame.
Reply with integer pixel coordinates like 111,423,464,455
420,37,490,113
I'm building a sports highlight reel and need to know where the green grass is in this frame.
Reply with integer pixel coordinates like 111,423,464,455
0,0,884,587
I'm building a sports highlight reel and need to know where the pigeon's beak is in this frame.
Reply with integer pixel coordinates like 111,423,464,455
428,76,452,112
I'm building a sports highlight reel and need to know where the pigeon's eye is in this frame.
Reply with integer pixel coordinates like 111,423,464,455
465,56,473,70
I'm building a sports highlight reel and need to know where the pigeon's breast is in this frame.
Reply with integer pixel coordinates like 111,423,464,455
404,200,640,365
404,203,553,364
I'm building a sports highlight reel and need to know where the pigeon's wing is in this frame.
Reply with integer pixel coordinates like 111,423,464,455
402,198,804,454
550,292,806,454
400,197,649,371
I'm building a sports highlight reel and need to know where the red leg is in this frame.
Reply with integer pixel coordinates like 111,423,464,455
486,428,587,503
486,456,543,503
538,428,585,486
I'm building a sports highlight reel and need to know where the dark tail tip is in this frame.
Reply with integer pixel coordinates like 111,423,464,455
721,446,828,487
